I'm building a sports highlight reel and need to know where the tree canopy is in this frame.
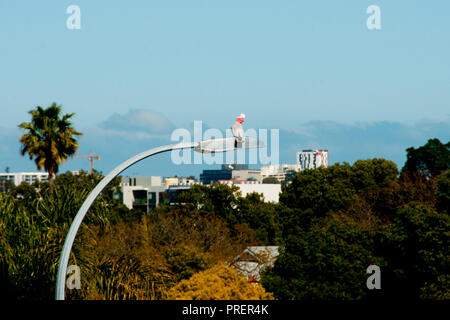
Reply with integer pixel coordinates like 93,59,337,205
403,138,450,177
18,103,82,189
261,141,449,300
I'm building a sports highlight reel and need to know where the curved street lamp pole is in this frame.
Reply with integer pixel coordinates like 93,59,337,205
55,142,196,300
55,137,264,300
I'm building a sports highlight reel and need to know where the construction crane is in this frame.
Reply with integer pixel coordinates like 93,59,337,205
74,150,100,174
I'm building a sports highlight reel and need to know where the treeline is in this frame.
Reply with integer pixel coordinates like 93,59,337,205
0,138,448,300
261,138,449,300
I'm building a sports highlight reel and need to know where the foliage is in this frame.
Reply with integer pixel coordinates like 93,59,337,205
164,245,214,282
261,214,384,300
176,183,240,223
262,153,449,300
174,183,280,245
18,103,82,190
436,170,450,214
279,163,358,231
235,193,282,245
403,138,450,177
376,203,450,299
0,192,64,300
351,158,398,192
0,171,145,300
166,264,274,300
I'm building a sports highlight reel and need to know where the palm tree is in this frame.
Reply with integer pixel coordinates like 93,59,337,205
18,103,83,191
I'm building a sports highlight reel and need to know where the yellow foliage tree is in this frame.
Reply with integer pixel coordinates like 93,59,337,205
166,263,274,300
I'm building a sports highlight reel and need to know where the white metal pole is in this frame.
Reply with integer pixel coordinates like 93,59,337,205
55,142,196,300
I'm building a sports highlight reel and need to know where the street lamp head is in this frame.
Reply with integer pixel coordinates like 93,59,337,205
194,136,264,154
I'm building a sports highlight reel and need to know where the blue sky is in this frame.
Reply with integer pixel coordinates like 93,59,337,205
0,1,449,177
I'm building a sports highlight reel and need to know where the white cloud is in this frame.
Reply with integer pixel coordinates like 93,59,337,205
98,109,175,139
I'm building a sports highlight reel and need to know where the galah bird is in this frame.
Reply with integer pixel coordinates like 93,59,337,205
231,113,245,147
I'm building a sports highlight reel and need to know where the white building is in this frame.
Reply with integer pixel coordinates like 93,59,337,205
231,169,262,182
218,180,281,203
121,185,167,212
0,172,49,187
261,164,299,182
163,176,197,187
119,176,167,212
121,176,162,188
297,150,328,170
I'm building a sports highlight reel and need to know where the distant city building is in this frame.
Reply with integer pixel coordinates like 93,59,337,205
121,185,167,212
121,176,162,188
120,168,279,211
200,164,262,184
218,180,281,203
0,172,49,188
231,167,262,182
164,177,179,186
200,166,233,185
119,175,198,212
297,150,328,170
221,164,250,171
237,183,281,203
261,164,299,182
120,176,165,212
163,176,196,187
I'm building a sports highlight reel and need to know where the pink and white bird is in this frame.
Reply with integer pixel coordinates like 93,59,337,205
231,113,245,147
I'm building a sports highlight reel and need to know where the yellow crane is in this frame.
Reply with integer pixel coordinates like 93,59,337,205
74,150,100,174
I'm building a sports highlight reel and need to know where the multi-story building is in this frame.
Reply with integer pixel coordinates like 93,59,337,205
261,164,299,182
0,172,49,188
163,176,196,187
200,164,262,184
199,166,232,185
121,185,167,212
297,150,329,170
120,175,198,212
120,176,166,212
121,176,162,188
231,169,262,183
218,179,281,203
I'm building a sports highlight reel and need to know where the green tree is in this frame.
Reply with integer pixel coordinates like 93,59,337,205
351,158,398,192
175,183,241,227
403,138,450,177
0,169,144,300
376,203,450,299
261,215,384,300
236,192,282,245
164,244,213,282
279,163,358,232
436,170,450,214
18,103,82,191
